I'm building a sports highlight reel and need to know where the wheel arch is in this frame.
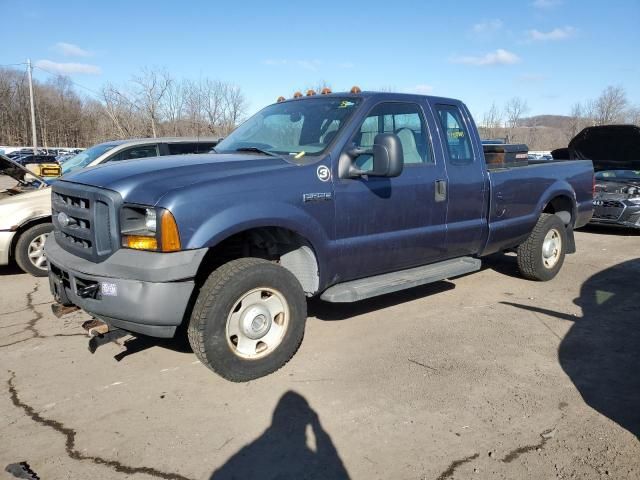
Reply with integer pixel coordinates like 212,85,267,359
542,194,575,226
9,215,52,260
194,225,321,297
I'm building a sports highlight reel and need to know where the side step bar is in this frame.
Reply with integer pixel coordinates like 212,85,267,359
320,257,481,303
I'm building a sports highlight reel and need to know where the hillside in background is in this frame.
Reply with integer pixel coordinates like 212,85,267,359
519,115,572,129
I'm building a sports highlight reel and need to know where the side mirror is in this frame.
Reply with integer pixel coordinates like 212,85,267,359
346,133,404,178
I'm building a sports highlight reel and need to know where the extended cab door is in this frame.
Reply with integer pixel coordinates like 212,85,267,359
431,102,488,257
333,100,448,280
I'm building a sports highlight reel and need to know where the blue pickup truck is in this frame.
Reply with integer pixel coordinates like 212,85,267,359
45,90,594,381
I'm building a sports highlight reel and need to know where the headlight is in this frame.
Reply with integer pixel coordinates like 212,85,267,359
144,208,157,232
120,205,181,252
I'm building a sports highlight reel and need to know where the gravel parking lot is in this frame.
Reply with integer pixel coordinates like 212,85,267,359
1,228,638,480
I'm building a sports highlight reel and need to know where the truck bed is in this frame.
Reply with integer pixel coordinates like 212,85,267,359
480,160,594,256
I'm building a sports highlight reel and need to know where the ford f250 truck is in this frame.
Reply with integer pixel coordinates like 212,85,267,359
45,90,594,381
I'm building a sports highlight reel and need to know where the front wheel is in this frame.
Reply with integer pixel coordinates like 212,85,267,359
15,223,53,277
188,258,307,382
517,213,567,281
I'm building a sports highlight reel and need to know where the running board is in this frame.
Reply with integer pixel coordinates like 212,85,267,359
320,257,481,303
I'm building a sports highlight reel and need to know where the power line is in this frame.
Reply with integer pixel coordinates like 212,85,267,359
0,62,26,67
32,64,105,99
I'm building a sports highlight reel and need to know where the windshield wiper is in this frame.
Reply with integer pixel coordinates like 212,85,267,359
234,147,276,157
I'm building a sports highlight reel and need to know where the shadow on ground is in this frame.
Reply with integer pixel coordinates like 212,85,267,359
503,259,640,438
578,225,640,236
210,390,350,479
480,252,522,278
0,264,24,277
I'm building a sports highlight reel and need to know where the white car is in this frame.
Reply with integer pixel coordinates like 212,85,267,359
0,137,218,276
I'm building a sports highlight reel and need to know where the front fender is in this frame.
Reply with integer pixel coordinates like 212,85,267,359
187,201,330,259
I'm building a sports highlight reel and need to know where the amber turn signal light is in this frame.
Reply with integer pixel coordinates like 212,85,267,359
123,235,158,251
160,210,181,252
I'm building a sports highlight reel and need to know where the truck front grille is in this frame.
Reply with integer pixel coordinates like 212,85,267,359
51,183,122,262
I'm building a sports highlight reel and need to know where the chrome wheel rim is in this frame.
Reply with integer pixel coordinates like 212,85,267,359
542,228,561,269
226,287,289,359
27,234,48,271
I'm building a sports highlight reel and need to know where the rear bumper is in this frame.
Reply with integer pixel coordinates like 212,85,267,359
0,231,15,265
45,236,207,338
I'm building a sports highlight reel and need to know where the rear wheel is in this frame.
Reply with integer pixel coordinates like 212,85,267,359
517,213,567,281
188,258,306,382
15,223,53,277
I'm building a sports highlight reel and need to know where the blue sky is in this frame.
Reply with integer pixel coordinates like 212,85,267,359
2,0,639,119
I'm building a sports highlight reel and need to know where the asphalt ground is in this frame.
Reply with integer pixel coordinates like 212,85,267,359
1,226,638,479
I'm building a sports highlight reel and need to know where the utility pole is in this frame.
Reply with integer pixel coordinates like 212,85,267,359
26,59,38,154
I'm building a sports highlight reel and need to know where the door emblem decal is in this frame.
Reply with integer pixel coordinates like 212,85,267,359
317,165,331,182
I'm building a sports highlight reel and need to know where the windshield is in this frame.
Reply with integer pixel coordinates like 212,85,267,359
595,170,640,181
61,143,117,174
215,97,361,161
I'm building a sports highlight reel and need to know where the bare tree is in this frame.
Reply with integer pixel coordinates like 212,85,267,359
627,106,640,126
504,97,529,142
564,102,585,141
480,102,503,139
182,79,205,137
162,78,186,136
594,86,628,125
131,68,172,137
221,85,246,136
101,83,143,138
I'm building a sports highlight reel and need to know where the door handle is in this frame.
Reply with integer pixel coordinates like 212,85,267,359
435,179,447,202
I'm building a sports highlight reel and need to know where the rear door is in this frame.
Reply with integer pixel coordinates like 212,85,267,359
334,100,448,279
431,102,488,257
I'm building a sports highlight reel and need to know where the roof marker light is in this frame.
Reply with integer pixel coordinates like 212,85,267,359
321,87,332,95
293,91,303,98
277,96,286,102
306,89,316,96
350,85,362,94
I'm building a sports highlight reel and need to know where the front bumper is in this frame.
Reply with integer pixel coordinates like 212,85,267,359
45,236,207,338
590,200,640,229
0,231,16,265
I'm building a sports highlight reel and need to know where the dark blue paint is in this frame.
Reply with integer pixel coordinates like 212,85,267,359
60,92,594,292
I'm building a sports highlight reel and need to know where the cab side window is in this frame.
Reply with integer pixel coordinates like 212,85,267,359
167,142,217,155
353,102,432,171
435,105,473,165
109,145,159,162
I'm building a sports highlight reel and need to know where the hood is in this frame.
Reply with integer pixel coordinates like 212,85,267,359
567,125,640,171
1,154,46,186
60,153,297,205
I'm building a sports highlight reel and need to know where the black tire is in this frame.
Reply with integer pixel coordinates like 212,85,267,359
14,223,53,277
517,213,567,281
188,258,307,382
